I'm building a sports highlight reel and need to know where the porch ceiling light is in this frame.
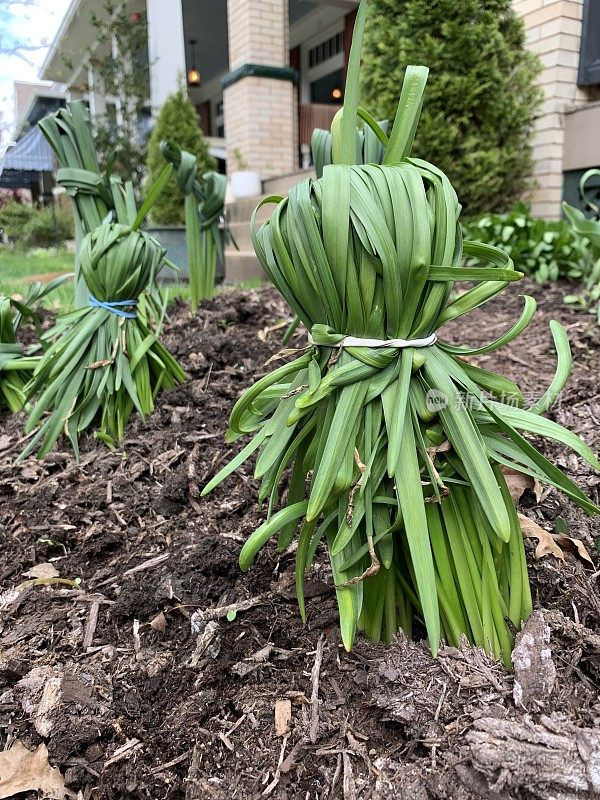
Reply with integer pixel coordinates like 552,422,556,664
331,86,342,100
188,39,201,87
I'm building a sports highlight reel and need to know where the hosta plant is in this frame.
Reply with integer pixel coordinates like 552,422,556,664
20,169,185,460
464,204,589,284
204,1,599,665
159,140,233,311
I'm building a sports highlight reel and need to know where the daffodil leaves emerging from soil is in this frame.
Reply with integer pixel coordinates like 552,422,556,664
204,0,599,664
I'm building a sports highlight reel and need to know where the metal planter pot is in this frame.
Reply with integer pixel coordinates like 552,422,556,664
146,225,225,285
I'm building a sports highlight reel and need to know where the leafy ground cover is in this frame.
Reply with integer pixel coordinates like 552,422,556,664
0,282,598,799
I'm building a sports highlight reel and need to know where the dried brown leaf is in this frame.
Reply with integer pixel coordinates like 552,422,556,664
23,562,60,580
518,514,564,561
263,347,306,366
149,611,167,633
554,533,594,567
502,467,542,504
0,741,66,799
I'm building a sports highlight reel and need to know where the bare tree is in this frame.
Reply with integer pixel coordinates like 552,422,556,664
0,0,48,65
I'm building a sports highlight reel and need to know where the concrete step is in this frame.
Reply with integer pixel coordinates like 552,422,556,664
225,250,265,284
226,220,254,252
226,195,269,223
262,168,315,195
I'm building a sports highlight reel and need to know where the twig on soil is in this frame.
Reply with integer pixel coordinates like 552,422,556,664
0,429,37,455
434,681,448,722
151,751,190,775
342,750,357,800
82,596,101,649
110,505,127,527
309,634,325,744
328,753,343,799
132,619,141,655
187,443,203,514
202,361,213,392
190,593,270,631
504,352,535,370
217,731,234,751
262,734,290,796
104,738,142,767
122,552,170,578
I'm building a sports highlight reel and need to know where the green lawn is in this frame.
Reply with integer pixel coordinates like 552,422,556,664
1,248,75,308
1,246,262,313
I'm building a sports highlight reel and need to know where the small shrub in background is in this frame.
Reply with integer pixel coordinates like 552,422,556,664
0,200,34,243
145,88,215,225
361,0,542,216
463,204,588,283
22,206,75,248
0,202,74,248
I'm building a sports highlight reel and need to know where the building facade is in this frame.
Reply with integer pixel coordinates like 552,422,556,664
36,0,600,219
516,0,600,218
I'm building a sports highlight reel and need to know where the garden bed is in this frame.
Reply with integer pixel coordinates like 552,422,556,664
0,280,599,800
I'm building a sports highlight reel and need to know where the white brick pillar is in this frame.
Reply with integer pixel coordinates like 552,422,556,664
146,0,186,113
224,0,297,180
514,0,587,219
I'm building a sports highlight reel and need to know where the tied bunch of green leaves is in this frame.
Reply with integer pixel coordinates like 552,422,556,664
39,100,168,322
20,190,185,460
0,296,38,412
39,101,112,307
563,170,600,324
204,1,599,665
159,140,232,312
1,277,71,412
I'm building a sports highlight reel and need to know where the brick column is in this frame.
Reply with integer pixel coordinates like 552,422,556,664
224,0,297,180
514,0,587,219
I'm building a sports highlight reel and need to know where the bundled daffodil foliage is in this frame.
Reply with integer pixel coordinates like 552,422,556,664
159,140,233,310
203,1,599,665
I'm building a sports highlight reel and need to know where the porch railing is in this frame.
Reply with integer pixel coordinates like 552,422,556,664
298,103,342,146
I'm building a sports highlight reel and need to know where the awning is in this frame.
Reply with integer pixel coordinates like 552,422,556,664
0,126,54,188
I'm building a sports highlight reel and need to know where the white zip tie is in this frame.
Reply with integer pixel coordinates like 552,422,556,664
309,332,437,349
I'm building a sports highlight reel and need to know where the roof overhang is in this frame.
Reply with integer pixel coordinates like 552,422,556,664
14,84,66,139
40,0,98,83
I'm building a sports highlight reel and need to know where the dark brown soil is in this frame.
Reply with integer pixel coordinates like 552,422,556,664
0,281,599,800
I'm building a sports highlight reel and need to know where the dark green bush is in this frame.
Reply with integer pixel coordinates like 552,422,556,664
463,204,589,283
145,87,215,225
0,200,34,242
361,0,542,216
22,206,75,247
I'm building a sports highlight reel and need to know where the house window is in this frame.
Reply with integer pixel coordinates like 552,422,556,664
563,168,600,217
310,68,344,105
308,32,343,68
578,0,600,86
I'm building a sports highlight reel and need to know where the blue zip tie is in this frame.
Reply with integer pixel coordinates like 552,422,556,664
89,295,138,319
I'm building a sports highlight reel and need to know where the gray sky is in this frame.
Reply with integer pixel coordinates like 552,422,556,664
0,0,72,150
